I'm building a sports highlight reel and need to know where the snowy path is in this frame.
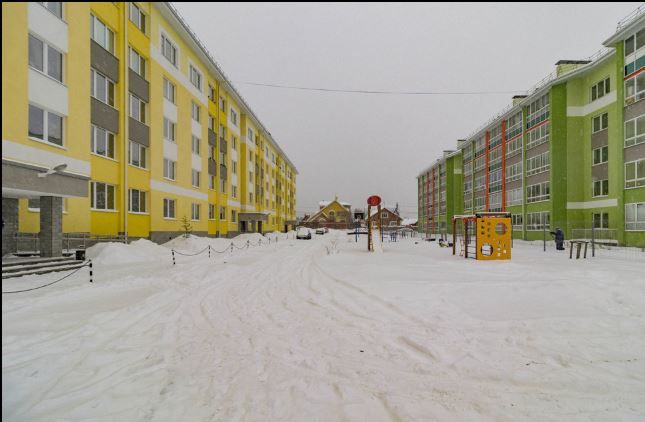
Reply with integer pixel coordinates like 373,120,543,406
3,233,645,421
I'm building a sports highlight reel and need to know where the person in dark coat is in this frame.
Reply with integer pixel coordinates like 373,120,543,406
550,227,565,250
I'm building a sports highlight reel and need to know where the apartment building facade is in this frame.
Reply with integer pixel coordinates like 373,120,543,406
418,9,645,247
2,2,297,257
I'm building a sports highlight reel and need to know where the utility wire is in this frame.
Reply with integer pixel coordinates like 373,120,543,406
236,81,524,96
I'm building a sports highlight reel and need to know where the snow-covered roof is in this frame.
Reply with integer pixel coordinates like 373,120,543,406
319,200,351,207
401,218,418,226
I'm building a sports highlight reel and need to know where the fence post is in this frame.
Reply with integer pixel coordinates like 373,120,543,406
230,242,234,255
591,224,595,257
172,249,176,265
208,245,211,258
89,260,93,283
543,224,546,252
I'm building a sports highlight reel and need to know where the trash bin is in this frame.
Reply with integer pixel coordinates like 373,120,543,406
75,249,86,261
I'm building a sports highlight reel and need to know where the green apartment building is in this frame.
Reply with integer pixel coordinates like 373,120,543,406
418,8,645,247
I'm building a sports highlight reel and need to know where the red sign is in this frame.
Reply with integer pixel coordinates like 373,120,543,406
367,195,381,206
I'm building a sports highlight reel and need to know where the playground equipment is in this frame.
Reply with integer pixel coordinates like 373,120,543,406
366,195,383,252
452,212,512,260
569,240,589,259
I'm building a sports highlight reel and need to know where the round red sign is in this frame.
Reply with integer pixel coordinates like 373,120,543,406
367,195,381,206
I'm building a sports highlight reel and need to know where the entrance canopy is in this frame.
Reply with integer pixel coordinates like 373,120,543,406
238,212,269,222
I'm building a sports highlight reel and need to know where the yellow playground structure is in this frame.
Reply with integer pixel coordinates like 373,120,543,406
452,212,512,260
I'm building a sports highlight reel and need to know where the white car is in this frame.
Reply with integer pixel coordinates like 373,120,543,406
296,228,312,240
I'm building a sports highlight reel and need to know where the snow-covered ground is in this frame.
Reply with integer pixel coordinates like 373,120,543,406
2,231,645,421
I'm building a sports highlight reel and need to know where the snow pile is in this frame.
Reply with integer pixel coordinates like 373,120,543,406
232,232,266,245
85,239,169,265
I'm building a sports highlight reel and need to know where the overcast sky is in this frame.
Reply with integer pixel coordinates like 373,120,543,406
175,2,640,217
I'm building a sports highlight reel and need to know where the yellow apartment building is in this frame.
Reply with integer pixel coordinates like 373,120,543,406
1,2,297,257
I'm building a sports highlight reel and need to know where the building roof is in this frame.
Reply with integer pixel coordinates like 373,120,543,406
319,200,351,207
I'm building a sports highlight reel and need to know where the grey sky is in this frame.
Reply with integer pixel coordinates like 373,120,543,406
175,2,640,217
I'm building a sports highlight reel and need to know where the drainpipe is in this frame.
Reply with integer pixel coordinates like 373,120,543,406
123,3,129,242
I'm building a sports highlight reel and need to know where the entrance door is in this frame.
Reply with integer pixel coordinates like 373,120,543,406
241,221,247,232
258,221,263,233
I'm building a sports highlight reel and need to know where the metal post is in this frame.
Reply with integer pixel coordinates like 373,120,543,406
89,260,93,283
230,242,234,254
208,245,211,258
543,223,546,252
172,250,175,265
591,223,595,257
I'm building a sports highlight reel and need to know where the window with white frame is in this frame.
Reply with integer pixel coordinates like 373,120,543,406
526,211,549,231
463,197,473,211
474,175,485,192
208,175,215,190
474,155,485,171
208,115,215,131
29,104,63,146
29,34,63,82
90,181,116,210
163,198,176,219
592,212,609,229
624,29,645,76
91,14,114,53
592,113,608,133
511,214,523,230
208,203,215,219
163,77,175,103
192,169,200,188
129,94,146,123
474,196,485,211
624,114,645,147
506,161,523,182
220,178,226,193
232,137,237,150
506,135,522,158
232,185,237,198
219,206,226,220
526,152,550,176
219,96,226,111
625,72,645,105
38,2,63,18
161,33,177,67
191,101,200,122
506,188,522,206
129,3,146,33
189,64,202,90
230,108,238,126
129,141,147,168
232,160,237,174
593,179,609,197
247,128,254,142
208,84,215,102
526,93,549,129
129,47,146,78
625,203,645,230
163,158,176,180
90,125,115,158
625,159,645,188
231,210,237,222
249,192,253,203
526,123,549,149
527,181,550,203
163,118,176,142
592,146,608,165
191,136,200,155
191,203,200,220
591,77,610,102
128,189,147,213
91,69,115,106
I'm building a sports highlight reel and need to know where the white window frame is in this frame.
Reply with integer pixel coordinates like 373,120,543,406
192,136,200,155
29,33,63,83
128,188,147,213
624,114,645,147
527,181,550,203
161,33,178,67
163,77,176,104
90,181,116,211
129,141,147,169
91,14,115,54
163,117,176,142
129,47,146,78
219,206,227,220
592,179,609,197
91,69,115,107
129,94,147,124
129,3,146,33
592,113,608,134
625,159,645,189
28,103,64,147
191,101,200,122
192,169,201,188
592,212,609,229
163,198,176,219
526,211,550,231
624,72,645,105
91,125,115,159
189,64,202,91
590,77,610,102
163,158,176,181
526,152,550,176
625,203,645,231
230,108,238,126
38,2,63,19
592,146,608,166
191,203,200,221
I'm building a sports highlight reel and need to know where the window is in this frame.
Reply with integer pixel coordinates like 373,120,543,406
526,123,549,149
526,152,550,176
91,125,115,158
232,185,237,198
191,101,200,122
208,175,215,190
511,214,523,231
189,64,202,90
625,159,645,188
506,161,523,182
249,193,253,203
209,145,216,160
592,179,609,197
161,34,177,67
220,178,226,193
625,72,645,105
208,115,216,131
625,203,645,230
506,188,523,206
191,203,200,220
592,146,608,165
163,118,176,142
590,77,610,102
191,136,200,155
592,113,608,133
163,78,176,103
247,128,254,142
526,211,550,231
230,108,238,126
29,34,63,82
232,137,237,150
129,94,146,123
232,161,237,174
526,93,549,129
527,181,550,203
592,212,609,229
91,69,115,106
506,135,523,158
91,14,114,54
192,169,200,187
163,198,176,219
624,115,645,147
129,141,147,168
38,2,63,19
128,189,147,213
231,210,237,222
129,3,146,33
129,48,146,78
208,84,216,102
28,104,63,146
163,158,176,180
90,181,116,210
219,206,226,220
219,96,226,111
208,203,215,220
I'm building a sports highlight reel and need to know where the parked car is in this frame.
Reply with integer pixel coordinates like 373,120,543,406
315,228,325,235
296,227,312,240
324,227,329,233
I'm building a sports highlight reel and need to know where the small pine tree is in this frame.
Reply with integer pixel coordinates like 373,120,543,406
180,215,193,238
